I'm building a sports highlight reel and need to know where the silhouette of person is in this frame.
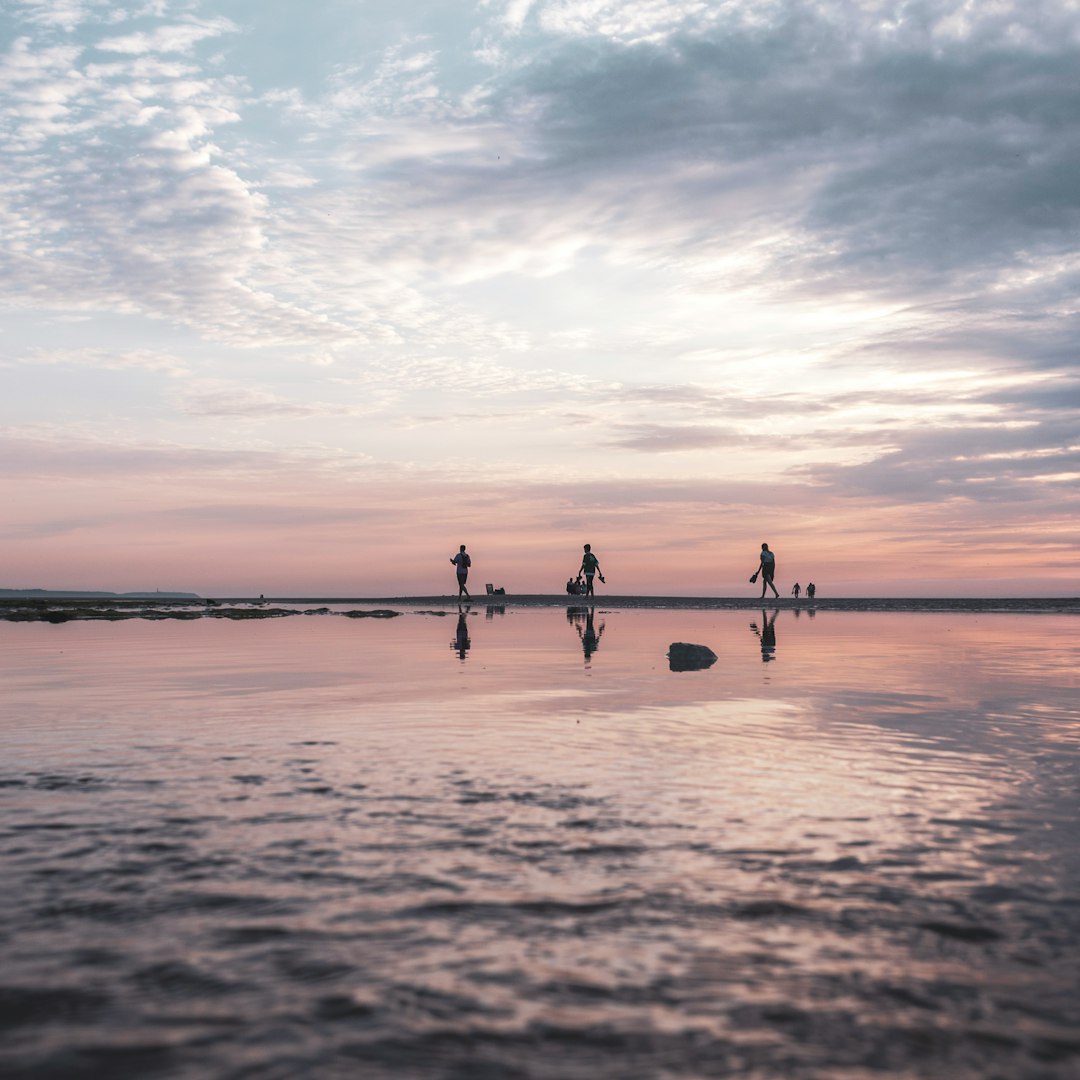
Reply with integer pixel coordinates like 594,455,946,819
750,609,778,662
806,582,816,600
579,544,605,596
792,582,800,598
450,545,471,597
753,542,779,599
567,605,605,663
451,608,471,660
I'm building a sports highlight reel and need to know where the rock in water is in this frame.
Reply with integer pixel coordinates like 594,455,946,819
667,642,718,671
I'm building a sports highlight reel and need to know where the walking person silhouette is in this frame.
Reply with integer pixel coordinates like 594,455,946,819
751,542,780,599
450,545,471,597
579,544,605,596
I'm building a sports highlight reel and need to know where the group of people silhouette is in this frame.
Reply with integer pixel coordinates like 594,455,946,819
452,543,605,599
451,541,816,599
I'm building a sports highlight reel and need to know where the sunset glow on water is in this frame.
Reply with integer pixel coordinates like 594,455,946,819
2,609,1078,1078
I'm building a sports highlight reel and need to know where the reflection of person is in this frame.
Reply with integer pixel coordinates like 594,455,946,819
792,582,800,598
450,545,471,597
452,608,471,660
806,582,816,599
579,544,605,596
752,542,779,599
750,609,778,662
566,605,605,663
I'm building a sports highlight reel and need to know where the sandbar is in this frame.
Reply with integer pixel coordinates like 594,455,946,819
1,595,1077,621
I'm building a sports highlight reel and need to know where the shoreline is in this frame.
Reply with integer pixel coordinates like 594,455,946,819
2,594,1078,619
240,594,1080,614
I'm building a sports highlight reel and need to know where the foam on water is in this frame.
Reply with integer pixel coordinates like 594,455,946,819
1,608,1078,1078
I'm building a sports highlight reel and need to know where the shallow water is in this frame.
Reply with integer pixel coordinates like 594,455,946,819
1,607,1078,1079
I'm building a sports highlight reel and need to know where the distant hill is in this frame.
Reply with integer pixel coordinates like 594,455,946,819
0,589,202,599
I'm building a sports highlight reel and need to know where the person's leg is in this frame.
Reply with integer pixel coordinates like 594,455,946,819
585,575,594,595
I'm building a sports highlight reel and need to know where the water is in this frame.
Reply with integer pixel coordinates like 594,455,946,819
1,606,1078,1079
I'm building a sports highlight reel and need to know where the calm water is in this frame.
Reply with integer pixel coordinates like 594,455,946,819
1,607,1078,1079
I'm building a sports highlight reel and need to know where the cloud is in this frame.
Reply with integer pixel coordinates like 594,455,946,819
176,380,383,420
6,346,190,376
603,423,743,452
344,353,601,396
96,18,238,57
798,414,1080,504
385,0,1080,310
9,0,104,33
0,430,291,481
0,29,366,347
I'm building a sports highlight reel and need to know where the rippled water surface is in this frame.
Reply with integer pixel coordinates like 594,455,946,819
2,607,1078,1079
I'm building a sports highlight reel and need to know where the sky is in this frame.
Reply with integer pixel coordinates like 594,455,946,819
1,0,1078,598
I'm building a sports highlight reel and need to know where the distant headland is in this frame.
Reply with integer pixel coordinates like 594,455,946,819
0,589,202,600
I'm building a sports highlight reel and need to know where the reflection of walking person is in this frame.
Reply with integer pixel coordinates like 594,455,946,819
567,606,605,663
450,545,471,597
750,609,778,662
751,542,780,599
452,609,471,660
579,544,605,596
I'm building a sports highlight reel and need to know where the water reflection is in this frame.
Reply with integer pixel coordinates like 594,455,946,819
750,608,778,662
2,611,1079,1080
451,606,472,660
566,604,605,664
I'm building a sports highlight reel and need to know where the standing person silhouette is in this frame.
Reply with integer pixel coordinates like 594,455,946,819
806,582,816,600
579,544,605,596
792,582,801,599
450,545,471,597
753,542,780,599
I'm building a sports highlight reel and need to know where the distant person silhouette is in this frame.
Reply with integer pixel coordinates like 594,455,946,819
806,582,816,600
450,545,471,597
752,542,779,599
579,544,605,596
792,582,800,599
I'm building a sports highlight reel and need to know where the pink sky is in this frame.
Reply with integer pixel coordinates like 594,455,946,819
3,454,1075,596
2,3,1078,598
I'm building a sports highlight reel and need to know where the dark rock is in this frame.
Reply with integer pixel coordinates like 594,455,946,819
667,642,718,671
